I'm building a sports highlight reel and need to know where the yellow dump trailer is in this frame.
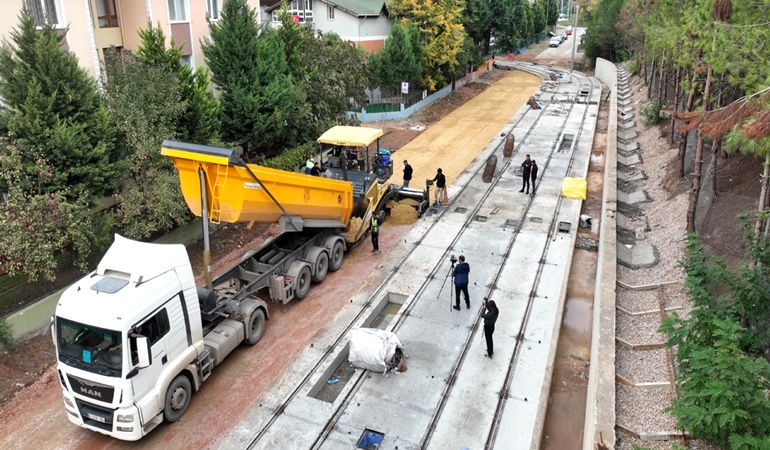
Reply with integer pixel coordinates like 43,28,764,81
162,140,355,228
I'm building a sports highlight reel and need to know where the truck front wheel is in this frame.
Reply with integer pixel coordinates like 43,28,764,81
164,375,192,423
245,308,266,345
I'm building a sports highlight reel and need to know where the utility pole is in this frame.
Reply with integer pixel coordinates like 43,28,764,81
569,5,579,82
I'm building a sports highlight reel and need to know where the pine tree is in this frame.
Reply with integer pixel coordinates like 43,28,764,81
273,12,368,148
379,22,422,91
0,9,121,199
202,0,294,158
137,22,220,144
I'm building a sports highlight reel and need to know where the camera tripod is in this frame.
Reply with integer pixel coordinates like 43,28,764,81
437,258,456,312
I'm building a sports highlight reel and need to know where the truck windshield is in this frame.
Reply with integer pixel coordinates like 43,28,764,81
56,317,123,378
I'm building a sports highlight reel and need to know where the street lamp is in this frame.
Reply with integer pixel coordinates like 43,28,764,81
569,5,579,82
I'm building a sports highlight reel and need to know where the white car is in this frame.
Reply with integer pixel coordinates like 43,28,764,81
549,37,561,47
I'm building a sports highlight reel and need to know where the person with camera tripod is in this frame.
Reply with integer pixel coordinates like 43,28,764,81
452,255,470,310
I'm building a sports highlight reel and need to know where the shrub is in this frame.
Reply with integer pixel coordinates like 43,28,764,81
640,99,663,126
0,318,13,349
261,142,315,172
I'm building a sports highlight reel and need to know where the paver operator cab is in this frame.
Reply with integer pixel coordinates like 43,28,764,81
52,127,428,440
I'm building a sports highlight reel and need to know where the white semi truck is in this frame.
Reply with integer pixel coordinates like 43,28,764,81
52,134,428,440
53,235,269,440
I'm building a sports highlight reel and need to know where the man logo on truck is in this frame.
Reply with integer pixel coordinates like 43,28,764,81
80,387,102,398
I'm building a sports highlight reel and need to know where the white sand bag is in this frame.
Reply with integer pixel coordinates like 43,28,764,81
348,328,403,372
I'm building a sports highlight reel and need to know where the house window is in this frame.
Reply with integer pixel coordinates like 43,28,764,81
167,0,188,21
327,5,334,21
206,0,220,20
273,0,313,23
181,55,192,67
95,0,119,28
26,0,63,27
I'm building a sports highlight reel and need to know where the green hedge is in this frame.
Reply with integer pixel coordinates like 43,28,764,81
261,142,316,172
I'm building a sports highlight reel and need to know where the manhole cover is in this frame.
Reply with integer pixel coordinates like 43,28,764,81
558,221,572,233
475,215,488,222
504,219,519,228
455,207,468,213
530,217,543,223
357,429,384,449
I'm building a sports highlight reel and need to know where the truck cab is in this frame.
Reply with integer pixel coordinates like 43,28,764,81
54,236,203,440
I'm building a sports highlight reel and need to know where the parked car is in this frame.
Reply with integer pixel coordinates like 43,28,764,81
559,13,568,20
561,33,568,42
549,37,561,47
566,26,573,35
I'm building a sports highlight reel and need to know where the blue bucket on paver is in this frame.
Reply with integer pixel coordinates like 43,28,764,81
379,148,391,166
357,429,384,449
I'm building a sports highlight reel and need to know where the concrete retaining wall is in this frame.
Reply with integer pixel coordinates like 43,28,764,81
583,57,618,450
4,218,209,342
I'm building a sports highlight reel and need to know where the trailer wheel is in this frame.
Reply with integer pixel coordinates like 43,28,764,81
328,240,344,272
244,308,266,345
312,251,329,283
164,375,192,423
293,265,312,299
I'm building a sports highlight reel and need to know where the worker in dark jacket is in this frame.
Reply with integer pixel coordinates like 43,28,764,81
530,159,538,195
432,168,447,205
520,154,532,194
452,255,470,310
370,213,381,253
403,160,413,188
481,300,499,357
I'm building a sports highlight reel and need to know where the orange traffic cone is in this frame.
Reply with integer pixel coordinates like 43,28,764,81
443,189,449,205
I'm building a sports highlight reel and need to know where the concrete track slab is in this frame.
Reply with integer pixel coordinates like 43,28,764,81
619,120,636,129
617,211,650,232
618,169,645,183
618,153,642,166
617,244,659,268
618,129,639,141
224,65,600,450
619,111,635,120
617,190,649,205
617,141,639,153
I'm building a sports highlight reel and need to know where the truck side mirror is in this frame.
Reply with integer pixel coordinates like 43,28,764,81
136,336,151,368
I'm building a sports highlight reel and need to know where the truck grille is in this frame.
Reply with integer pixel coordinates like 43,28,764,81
67,374,115,403
75,399,114,431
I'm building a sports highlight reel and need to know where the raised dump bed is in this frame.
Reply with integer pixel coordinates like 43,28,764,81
162,140,355,227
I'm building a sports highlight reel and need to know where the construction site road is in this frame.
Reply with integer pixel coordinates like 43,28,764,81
0,71,540,450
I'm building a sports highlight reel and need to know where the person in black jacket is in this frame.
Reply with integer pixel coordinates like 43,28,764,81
530,159,538,195
403,160,413,188
370,213,381,253
452,255,470,310
519,154,532,194
432,168,446,205
481,300,499,358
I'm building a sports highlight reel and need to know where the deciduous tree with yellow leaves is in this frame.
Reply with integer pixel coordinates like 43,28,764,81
389,0,466,91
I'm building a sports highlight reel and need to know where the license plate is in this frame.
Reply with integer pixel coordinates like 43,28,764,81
86,413,105,423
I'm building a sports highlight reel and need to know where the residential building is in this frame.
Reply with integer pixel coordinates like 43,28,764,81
265,0,390,53
0,0,262,80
